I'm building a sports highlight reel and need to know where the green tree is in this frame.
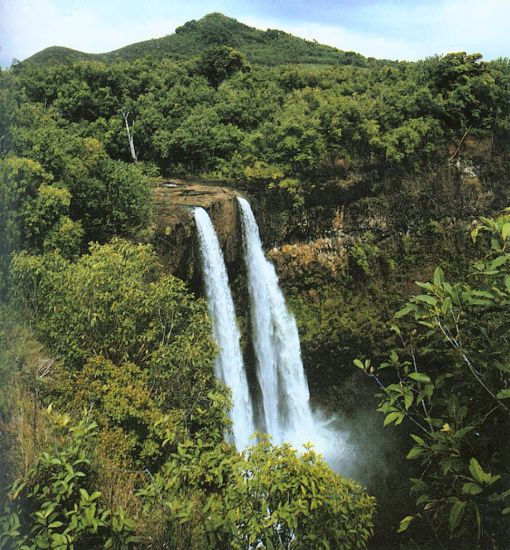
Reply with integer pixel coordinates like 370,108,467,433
10,104,150,242
0,157,80,291
141,437,375,549
197,46,250,88
0,157,50,263
356,211,510,547
10,241,229,466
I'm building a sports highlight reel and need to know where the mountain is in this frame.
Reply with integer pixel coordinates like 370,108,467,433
23,13,368,67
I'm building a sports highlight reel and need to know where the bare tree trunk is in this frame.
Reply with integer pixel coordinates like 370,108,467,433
121,110,138,163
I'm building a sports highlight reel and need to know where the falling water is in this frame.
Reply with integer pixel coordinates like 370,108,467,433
237,197,315,448
194,207,255,450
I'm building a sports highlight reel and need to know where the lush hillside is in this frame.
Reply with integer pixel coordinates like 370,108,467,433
23,12,368,67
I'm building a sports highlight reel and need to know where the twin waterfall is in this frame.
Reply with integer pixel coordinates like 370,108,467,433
194,198,316,451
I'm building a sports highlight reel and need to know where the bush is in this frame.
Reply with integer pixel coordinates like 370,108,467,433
9,241,229,467
0,408,138,549
356,211,510,547
141,437,375,549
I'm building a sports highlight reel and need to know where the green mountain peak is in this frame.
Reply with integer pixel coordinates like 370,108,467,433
23,12,367,67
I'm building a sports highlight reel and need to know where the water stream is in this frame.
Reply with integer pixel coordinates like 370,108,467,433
237,197,315,448
195,199,344,461
194,206,255,450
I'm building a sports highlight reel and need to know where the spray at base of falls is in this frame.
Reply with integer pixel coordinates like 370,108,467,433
237,197,349,465
194,207,255,450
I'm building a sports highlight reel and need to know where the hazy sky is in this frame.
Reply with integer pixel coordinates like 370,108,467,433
1,0,509,68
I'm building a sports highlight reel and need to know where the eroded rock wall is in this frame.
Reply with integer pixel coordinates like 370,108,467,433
152,181,243,283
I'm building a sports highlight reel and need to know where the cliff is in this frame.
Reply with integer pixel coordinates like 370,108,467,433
152,180,243,281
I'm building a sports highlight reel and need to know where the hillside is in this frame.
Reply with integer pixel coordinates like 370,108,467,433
23,12,368,67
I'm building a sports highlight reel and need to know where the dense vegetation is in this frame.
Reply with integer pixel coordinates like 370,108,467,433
356,215,510,547
1,12,509,549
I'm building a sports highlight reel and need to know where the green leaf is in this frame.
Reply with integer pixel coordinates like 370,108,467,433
504,276,510,291
467,458,499,485
489,255,509,270
408,372,431,384
449,500,466,533
410,477,428,492
410,434,425,445
403,389,414,410
496,388,510,400
397,515,414,533
353,359,365,370
384,411,403,426
433,266,444,286
395,304,415,318
462,482,483,496
491,237,502,252
469,290,494,300
414,294,438,306
390,324,401,336
406,446,423,460
502,223,510,240
440,296,452,315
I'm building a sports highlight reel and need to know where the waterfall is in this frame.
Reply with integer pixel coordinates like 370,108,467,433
194,199,346,463
237,197,315,448
194,207,255,450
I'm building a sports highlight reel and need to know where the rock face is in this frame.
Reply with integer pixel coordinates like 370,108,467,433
153,180,243,282
268,237,349,282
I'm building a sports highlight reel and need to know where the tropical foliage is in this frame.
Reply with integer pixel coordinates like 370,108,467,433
0,410,138,549
356,213,510,547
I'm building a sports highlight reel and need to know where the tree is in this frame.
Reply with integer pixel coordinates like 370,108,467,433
9,241,229,467
197,46,250,88
0,157,82,292
9,103,150,243
356,211,510,547
121,110,138,162
170,104,243,172
0,157,50,270
140,437,375,549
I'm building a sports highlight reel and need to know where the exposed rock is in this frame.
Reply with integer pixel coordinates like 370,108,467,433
152,180,243,281
268,237,349,283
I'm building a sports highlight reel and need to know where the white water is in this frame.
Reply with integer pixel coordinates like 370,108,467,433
194,207,255,450
237,197,316,449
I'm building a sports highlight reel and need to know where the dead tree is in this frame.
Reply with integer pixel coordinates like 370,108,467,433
121,110,138,163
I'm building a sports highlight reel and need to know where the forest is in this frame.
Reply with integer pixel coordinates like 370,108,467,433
0,12,509,549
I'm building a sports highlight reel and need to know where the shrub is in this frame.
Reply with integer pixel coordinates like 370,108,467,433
141,437,376,549
9,241,229,467
0,408,138,549
356,211,510,547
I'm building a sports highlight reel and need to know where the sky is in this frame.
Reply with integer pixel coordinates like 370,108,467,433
1,0,509,68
